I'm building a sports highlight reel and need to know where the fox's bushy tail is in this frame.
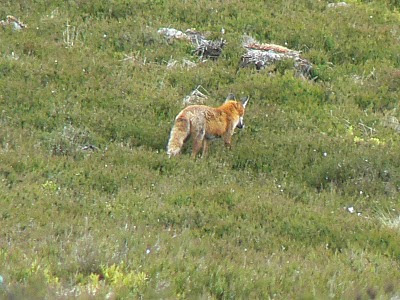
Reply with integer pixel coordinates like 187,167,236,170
167,117,190,157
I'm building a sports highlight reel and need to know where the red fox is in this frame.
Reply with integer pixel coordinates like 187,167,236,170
167,94,249,158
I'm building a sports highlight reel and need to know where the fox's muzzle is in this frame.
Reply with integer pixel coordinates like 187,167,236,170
236,116,244,129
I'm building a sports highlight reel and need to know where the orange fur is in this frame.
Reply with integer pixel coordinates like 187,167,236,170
167,99,248,158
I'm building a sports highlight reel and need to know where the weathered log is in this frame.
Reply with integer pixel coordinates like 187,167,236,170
240,36,313,78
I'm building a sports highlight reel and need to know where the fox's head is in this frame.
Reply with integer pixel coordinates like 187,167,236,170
225,94,250,129
236,96,249,129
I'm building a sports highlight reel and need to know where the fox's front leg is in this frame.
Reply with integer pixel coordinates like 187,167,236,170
223,133,232,149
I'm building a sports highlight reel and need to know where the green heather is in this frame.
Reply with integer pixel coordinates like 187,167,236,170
1,0,400,299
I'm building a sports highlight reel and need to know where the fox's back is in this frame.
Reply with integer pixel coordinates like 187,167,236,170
177,105,221,126
178,104,232,137
179,105,219,118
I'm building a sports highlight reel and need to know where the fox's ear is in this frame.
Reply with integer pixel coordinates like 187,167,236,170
225,93,236,102
241,96,250,108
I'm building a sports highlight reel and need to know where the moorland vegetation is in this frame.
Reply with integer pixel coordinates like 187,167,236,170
1,0,400,298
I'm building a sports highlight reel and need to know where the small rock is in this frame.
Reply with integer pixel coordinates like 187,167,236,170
167,59,196,69
382,116,400,133
182,59,196,69
327,2,349,8
81,145,98,152
157,27,188,40
166,59,178,69
0,15,27,30
158,27,226,60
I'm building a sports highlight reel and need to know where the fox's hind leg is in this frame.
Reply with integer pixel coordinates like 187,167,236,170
191,127,206,158
190,118,206,159
202,139,209,157
191,136,204,158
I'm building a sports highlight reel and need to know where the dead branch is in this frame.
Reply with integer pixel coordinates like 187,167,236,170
182,85,209,106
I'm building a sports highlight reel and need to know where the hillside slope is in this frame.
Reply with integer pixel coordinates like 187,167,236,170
1,0,400,298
